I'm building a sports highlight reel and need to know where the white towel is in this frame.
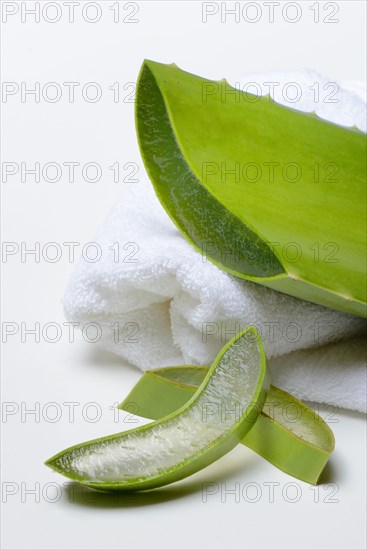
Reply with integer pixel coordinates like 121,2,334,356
64,69,367,412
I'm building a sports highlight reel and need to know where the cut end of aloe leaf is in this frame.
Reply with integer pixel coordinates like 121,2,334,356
264,386,335,454
136,60,367,317
45,327,269,491
250,385,335,485
136,60,285,279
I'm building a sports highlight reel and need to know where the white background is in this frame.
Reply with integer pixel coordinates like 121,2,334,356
1,1,366,549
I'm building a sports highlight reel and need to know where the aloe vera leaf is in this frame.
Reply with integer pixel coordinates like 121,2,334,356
45,328,269,492
119,366,334,485
136,60,366,317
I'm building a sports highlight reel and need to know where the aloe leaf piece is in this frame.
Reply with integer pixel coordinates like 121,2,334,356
45,327,269,492
119,366,334,485
136,60,366,317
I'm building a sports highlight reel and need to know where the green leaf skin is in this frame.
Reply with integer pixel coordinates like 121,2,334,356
119,367,334,485
45,328,269,492
136,60,367,317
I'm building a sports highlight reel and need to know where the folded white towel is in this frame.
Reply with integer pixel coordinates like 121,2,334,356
269,336,366,413
64,70,367,412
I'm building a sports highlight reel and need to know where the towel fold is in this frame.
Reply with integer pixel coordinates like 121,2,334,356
269,336,366,412
64,70,367,412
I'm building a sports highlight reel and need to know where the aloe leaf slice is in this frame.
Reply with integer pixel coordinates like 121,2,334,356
136,60,366,317
45,327,269,492
119,366,334,485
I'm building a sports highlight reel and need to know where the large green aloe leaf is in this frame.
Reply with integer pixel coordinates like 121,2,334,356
136,60,366,317
119,366,335,485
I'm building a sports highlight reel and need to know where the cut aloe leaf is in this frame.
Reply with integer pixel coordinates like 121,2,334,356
45,327,269,491
120,366,334,485
136,60,366,317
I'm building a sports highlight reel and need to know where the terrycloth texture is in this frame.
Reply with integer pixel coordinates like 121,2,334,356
64,69,367,412
269,336,366,413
